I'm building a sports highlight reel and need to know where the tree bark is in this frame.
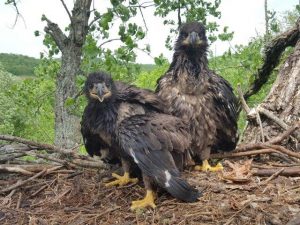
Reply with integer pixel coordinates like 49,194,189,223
44,0,92,148
243,24,300,150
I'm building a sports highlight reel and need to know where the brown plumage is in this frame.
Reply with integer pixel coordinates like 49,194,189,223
81,71,200,210
156,22,239,170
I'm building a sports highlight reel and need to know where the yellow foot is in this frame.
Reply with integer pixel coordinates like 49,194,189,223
131,190,156,210
105,172,138,187
194,160,223,172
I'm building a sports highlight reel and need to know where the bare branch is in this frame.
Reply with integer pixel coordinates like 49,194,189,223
43,15,68,51
99,38,121,48
177,0,182,28
60,0,73,23
138,5,148,32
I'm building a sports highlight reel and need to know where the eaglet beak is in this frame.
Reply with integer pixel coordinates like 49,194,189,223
189,31,201,46
90,83,111,102
95,83,106,102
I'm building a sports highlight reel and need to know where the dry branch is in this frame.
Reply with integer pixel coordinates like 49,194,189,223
267,121,300,144
0,169,46,194
0,164,60,175
0,135,74,156
211,148,280,159
253,167,300,177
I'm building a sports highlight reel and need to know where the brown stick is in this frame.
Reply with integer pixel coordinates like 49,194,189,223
258,168,284,185
211,148,280,159
237,84,250,114
266,144,300,160
0,135,74,156
0,165,33,175
267,121,300,144
0,169,46,194
0,164,56,174
0,153,26,163
27,152,108,169
253,167,300,177
258,106,289,130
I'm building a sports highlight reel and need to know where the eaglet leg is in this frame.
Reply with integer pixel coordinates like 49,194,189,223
194,147,223,172
131,175,156,210
105,158,138,187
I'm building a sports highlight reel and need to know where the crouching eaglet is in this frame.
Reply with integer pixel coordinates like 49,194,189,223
156,21,239,172
81,71,201,210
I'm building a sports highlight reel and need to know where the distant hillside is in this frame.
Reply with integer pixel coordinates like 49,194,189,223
0,53,40,76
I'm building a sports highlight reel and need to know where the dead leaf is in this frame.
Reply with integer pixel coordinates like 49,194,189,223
220,159,253,183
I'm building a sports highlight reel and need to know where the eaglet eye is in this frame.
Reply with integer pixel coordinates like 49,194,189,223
88,83,93,89
181,32,188,38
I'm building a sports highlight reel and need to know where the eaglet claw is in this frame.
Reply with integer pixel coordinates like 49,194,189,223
130,190,156,210
105,172,138,187
194,160,223,172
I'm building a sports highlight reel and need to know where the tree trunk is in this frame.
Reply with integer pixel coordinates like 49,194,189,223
54,46,82,148
44,0,92,148
243,36,300,150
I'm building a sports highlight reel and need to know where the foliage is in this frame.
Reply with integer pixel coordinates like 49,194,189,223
0,53,40,76
154,0,234,49
0,59,58,143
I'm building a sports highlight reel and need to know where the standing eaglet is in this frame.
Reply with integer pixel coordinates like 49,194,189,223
81,72,200,210
156,22,239,172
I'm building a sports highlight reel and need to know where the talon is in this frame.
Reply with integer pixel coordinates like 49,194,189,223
194,160,223,172
131,190,156,210
105,172,138,187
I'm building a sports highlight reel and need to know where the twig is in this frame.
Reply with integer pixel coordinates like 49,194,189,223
60,0,72,23
138,5,148,32
237,84,250,114
267,121,300,144
16,192,22,209
99,38,121,48
259,168,284,185
237,85,264,141
256,108,265,142
258,106,289,130
224,203,249,225
0,169,46,194
30,184,48,197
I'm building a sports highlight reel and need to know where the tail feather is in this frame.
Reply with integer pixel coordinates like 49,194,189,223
155,170,201,202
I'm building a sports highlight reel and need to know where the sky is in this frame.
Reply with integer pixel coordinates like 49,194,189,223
0,0,299,64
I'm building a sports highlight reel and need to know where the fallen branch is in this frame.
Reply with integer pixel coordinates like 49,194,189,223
253,167,300,177
211,148,280,159
258,168,284,185
0,153,26,163
0,164,58,175
267,121,300,144
0,169,46,194
0,135,74,156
